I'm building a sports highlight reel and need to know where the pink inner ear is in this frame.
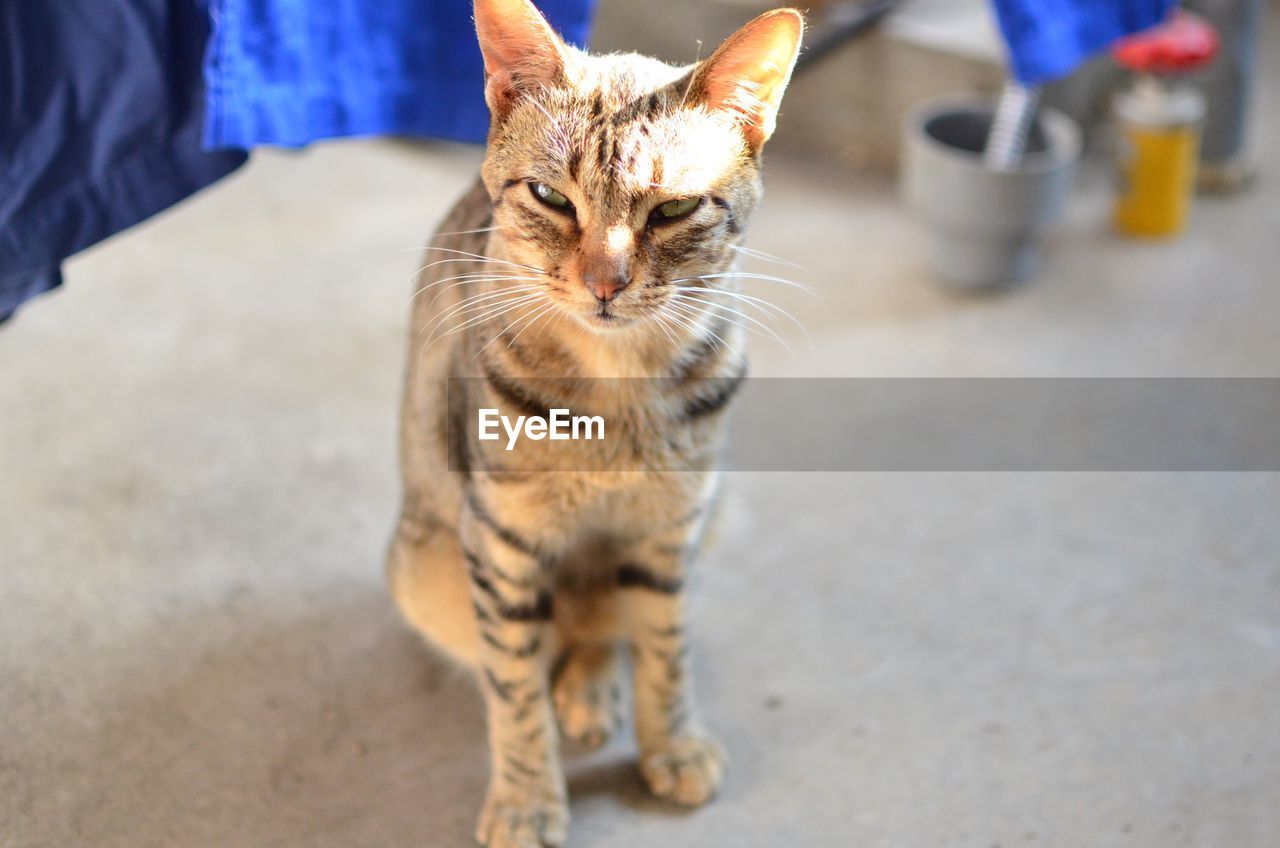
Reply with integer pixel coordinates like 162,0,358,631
702,77,768,138
693,10,803,146
479,31,558,79
474,0,567,116
484,67,519,112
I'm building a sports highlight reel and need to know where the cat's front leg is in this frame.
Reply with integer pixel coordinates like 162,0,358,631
618,517,726,807
461,505,566,848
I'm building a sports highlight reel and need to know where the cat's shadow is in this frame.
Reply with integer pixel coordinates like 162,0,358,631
41,579,686,847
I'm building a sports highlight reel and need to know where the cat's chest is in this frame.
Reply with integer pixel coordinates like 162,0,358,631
519,466,711,548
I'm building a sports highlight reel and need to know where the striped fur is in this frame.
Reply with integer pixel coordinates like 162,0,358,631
386,3,802,845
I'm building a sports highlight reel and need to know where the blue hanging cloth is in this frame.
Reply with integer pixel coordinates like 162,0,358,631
990,0,1178,84
0,1,248,322
203,0,597,149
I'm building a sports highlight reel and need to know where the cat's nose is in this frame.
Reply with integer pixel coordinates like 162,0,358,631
581,229,633,303
585,274,630,303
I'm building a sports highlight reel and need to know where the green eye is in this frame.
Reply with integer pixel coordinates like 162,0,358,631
530,182,572,210
652,196,702,221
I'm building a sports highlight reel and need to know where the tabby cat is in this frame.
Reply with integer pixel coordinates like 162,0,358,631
387,1,803,844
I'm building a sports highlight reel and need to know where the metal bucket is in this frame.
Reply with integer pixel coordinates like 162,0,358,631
901,95,1082,290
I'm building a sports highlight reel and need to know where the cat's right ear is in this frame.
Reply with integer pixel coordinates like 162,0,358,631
474,0,569,119
688,8,804,150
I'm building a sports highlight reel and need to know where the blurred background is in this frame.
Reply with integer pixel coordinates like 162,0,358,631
2,1,1278,846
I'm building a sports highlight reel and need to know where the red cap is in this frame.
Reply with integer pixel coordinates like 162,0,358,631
1112,11,1219,75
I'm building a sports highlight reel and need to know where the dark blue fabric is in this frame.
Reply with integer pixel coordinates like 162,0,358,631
991,0,1178,84
0,1,248,321
203,0,596,149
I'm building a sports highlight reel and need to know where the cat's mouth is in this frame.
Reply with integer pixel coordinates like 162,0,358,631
589,303,629,326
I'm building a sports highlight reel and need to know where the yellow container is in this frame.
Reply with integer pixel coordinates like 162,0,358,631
1112,78,1206,238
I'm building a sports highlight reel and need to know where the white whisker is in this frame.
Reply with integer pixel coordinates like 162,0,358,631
420,277,541,310
418,293,540,360
435,284,544,317
622,312,672,348
655,302,701,338
671,285,810,345
534,303,570,348
419,246,546,274
647,306,682,349
474,298,553,359
677,271,816,296
408,273,540,304
432,225,505,239
505,302,561,349
425,287,544,334
423,291,544,346
680,40,703,109
411,257,542,280
673,293,789,348
729,244,808,271
659,302,743,367
428,301,545,354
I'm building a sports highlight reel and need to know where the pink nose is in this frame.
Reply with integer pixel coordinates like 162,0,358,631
586,275,630,303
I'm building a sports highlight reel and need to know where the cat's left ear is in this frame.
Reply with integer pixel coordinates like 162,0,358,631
688,9,804,149
474,0,569,119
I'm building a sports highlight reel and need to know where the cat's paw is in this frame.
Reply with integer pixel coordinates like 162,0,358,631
639,734,727,807
476,795,569,848
552,650,622,750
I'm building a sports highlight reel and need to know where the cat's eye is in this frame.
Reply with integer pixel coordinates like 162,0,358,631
650,196,702,223
530,181,573,211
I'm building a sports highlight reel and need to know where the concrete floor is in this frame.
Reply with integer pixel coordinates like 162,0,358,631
4,37,1280,848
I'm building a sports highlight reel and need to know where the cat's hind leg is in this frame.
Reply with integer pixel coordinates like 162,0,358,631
387,514,480,667
551,643,623,750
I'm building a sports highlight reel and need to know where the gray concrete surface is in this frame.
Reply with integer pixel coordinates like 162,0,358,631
4,22,1280,847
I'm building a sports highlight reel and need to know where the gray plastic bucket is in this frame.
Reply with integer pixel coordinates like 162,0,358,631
901,95,1082,290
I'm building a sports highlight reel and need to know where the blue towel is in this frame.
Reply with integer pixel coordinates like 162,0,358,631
0,0,247,321
990,0,1178,84
203,0,597,148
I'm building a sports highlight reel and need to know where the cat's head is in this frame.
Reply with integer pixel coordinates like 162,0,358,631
474,0,803,331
